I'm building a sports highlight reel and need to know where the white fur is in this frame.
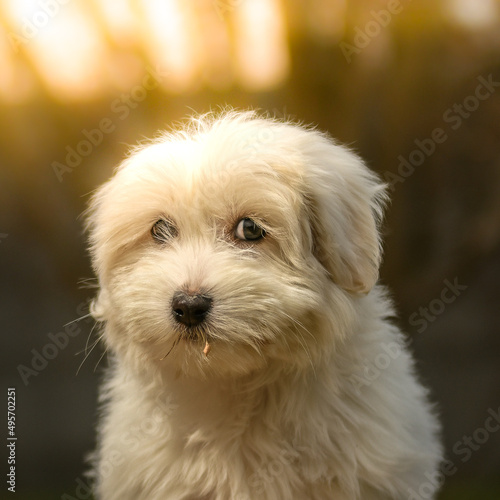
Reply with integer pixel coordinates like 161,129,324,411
86,110,442,499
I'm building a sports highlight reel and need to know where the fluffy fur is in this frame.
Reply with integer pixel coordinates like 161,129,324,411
86,110,442,499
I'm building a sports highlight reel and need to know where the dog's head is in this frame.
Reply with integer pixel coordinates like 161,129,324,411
86,111,387,377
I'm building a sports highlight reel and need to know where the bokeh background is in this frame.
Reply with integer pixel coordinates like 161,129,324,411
1,0,500,498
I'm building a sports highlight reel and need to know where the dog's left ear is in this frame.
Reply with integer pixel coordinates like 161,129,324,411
304,144,387,294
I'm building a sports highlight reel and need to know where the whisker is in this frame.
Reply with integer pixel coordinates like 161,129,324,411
79,321,99,356
64,313,93,327
75,331,99,358
93,346,108,373
77,278,99,289
76,330,104,376
160,333,182,360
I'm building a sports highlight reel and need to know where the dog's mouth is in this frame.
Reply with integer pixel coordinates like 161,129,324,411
160,326,213,360
183,328,202,342
183,328,212,356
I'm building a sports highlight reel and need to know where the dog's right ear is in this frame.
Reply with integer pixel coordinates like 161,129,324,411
303,142,387,294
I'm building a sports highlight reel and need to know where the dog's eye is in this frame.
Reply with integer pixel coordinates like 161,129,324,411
234,218,266,241
151,218,177,243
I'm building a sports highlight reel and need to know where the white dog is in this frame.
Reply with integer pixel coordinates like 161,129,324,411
86,110,442,499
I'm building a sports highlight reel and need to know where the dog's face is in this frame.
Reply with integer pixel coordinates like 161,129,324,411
87,112,386,377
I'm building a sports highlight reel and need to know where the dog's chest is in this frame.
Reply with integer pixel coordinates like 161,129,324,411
130,381,315,499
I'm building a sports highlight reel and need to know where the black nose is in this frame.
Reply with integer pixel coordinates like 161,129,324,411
171,291,213,327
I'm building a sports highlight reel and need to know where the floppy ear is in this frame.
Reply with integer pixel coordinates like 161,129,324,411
304,143,387,294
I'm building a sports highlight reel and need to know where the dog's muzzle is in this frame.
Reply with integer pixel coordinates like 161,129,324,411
171,291,213,328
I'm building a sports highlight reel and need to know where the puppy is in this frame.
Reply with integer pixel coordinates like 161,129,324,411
86,110,442,499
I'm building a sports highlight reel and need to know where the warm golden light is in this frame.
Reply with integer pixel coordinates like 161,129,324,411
446,0,499,28
0,23,34,103
0,0,293,101
233,0,290,91
307,0,346,44
3,0,495,103
3,0,107,100
29,6,106,100
95,0,139,47
197,2,233,90
141,0,199,92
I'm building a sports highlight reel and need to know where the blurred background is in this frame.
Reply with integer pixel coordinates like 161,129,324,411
1,0,499,498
